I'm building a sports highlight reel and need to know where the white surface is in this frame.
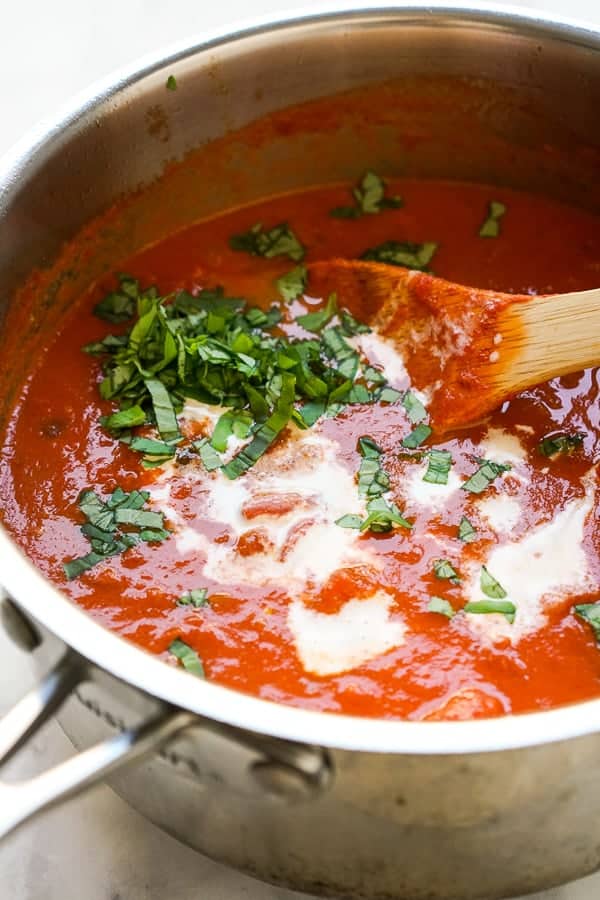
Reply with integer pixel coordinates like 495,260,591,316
2,1,600,898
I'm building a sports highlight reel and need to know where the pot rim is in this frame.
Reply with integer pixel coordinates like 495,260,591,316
2,1,600,756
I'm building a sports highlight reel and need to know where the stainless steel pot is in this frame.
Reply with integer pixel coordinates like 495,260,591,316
2,5,600,898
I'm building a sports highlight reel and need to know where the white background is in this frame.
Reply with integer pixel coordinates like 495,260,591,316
2,1,600,898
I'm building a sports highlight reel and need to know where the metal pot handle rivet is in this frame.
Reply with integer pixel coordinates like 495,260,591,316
0,650,192,841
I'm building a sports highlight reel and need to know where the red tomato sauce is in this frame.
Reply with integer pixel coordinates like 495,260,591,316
1,177,599,720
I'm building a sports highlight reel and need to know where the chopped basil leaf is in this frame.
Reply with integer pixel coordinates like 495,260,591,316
101,405,147,432
339,309,371,336
480,565,507,599
296,294,338,332
428,596,456,619
361,240,438,271
296,399,326,428
166,75,178,91
194,437,223,471
479,201,506,238
360,497,412,533
63,487,169,580
330,171,403,218
178,588,209,608
169,638,205,677
93,275,139,322
457,516,478,543
462,459,510,494
145,378,181,441
129,436,178,457
276,264,307,302
574,603,600,642
221,372,295,478
464,599,516,623
358,436,383,459
423,448,453,485
402,423,432,449
377,386,402,404
335,513,363,529
402,391,428,424
538,432,584,458
211,410,252,452
433,559,461,583
229,222,305,261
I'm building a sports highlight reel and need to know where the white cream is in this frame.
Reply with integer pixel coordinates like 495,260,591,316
151,428,374,590
479,427,527,466
349,332,409,387
288,591,406,675
465,484,595,645
404,464,462,511
477,494,522,534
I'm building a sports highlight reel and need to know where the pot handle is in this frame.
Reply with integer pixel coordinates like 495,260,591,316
0,649,192,841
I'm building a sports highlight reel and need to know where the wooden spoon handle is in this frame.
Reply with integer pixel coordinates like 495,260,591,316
495,288,600,395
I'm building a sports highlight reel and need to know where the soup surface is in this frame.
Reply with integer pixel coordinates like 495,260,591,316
1,175,599,720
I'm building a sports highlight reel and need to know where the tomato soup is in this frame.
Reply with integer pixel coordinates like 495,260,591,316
1,174,599,720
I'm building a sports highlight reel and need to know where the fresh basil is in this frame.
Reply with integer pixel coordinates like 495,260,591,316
277,264,307,302
462,459,510,494
479,201,506,238
480,565,507,599
433,559,461,583
574,603,600,642
428,596,456,619
177,588,209,608
402,391,428,424
457,516,477,543
423,449,452,485
169,638,205,677
296,294,338,333
361,240,438,271
330,171,403,218
538,432,585,458
464,599,516,623
230,223,305,261
401,423,432,449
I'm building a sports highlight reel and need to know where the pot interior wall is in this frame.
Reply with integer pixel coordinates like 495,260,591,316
2,11,600,430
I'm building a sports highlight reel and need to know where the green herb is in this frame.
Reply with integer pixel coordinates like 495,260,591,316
478,201,506,238
194,437,223,471
574,603,600,642
169,638,205,677
423,449,453,485
462,458,510,494
359,497,412,533
335,513,364,529
144,378,181,441
129,436,178,457
93,275,139,322
102,405,147,432
538,432,585,458
211,410,253,452
457,516,477,543
276,264,307,302
402,391,428,424
357,436,389,497
433,559,461,583
428,596,456,619
296,294,338,332
330,171,403,218
63,487,170,580
377,386,402,404
361,240,438,271
88,278,378,477
177,588,209,608
464,599,516,623
401,423,432,449
166,75,178,91
480,565,507,599
221,372,295,478
230,222,305,261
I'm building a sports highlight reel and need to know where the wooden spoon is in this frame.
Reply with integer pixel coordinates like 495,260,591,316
308,259,600,430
